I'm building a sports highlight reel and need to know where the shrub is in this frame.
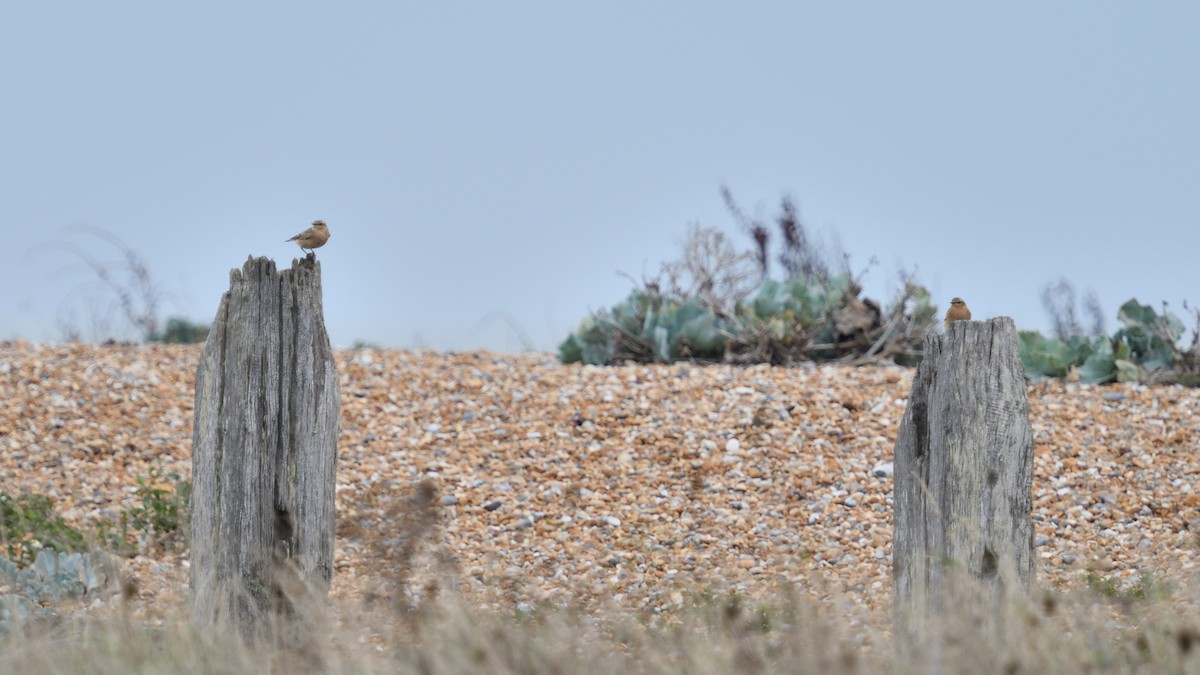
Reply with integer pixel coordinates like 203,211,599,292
98,468,192,555
148,316,210,344
560,190,935,366
1019,298,1200,385
0,550,119,622
559,291,729,365
0,493,89,567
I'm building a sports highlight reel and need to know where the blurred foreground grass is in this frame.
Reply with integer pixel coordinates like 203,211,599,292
3,573,1199,674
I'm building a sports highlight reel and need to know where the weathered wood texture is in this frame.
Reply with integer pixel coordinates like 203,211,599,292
190,255,340,628
893,317,1033,619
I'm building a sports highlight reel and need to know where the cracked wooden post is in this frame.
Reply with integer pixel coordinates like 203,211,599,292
189,255,340,635
893,316,1034,630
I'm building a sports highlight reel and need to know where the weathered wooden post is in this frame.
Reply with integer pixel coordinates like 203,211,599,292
893,317,1033,626
190,255,340,634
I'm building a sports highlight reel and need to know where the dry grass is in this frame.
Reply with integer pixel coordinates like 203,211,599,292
4,554,1200,674
6,479,1200,673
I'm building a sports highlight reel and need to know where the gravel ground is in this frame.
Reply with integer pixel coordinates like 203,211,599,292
1,342,1198,630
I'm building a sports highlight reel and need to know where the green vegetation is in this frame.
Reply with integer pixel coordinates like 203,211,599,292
96,468,192,556
1019,299,1200,385
560,292,732,365
0,493,89,567
128,468,191,542
0,472,191,634
561,199,1198,387
94,466,190,554
561,191,936,366
1,470,191,568
0,550,118,627
1085,571,1171,604
0,493,120,633
148,316,210,344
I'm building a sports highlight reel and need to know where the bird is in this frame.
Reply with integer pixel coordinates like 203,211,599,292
286,220,330,254
944,297,972,328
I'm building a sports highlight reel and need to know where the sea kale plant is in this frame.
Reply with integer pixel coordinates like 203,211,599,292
560,189,937,366
1019,298,1200,385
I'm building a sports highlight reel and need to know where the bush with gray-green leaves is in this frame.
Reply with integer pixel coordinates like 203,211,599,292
1019,299,1200,385
561,240,934,367
561,191,938,366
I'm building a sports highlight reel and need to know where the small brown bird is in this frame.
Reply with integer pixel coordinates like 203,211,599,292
286,220,330,254
944,297,972,328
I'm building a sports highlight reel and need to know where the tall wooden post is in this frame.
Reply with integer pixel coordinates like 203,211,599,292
893,317,1033,626
190,255,340,633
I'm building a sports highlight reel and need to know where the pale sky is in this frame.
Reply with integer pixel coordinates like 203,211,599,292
3,3,1197,352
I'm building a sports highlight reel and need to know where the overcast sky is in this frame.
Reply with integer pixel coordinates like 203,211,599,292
3,3,1197,352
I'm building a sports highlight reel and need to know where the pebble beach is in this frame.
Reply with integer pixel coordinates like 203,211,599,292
1,342,1197,630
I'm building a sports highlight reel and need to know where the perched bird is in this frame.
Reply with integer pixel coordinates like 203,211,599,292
944,297,972,328
286,220,330,254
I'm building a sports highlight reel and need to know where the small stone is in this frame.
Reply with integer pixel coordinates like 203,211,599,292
426,423,441,433
441,494,458,506
514,517,533,530
1033,536,1049,547
462,410,477,421
1061,554,1077,565
483,500,502,511
871,462,893,478
1102,392,1126,402
726,438,741,453
603,516,621,527
843,497,858,507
